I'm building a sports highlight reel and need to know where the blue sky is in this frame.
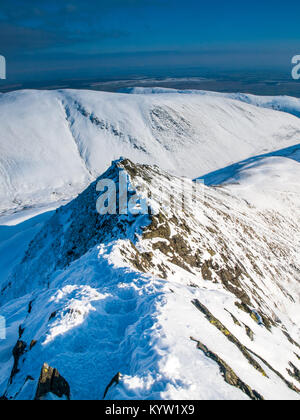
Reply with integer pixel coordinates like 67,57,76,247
0,0,299,81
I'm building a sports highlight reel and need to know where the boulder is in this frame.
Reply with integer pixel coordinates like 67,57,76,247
35,363,70,400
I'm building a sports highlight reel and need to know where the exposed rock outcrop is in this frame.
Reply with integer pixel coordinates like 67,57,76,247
35,363,70,401
10,341,27,384
192,299,267,377
103,372,122,400
191,337,264,401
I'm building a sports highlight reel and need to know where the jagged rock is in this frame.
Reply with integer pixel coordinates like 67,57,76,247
196,297,298,394
225,310,242,327
244,324,254,341
218,265,251,306
1,158,299,400
18,325,25,339
28,300,33,314
191,337,264,401
235,302,272,331
288,362,300,384
247,349,300,394
192,299,267,377
35,363,70,400
30,340,37,350
103,372,122,400
201,260,213,281
10,340,27,384
48,311,57,321
283,331,300,349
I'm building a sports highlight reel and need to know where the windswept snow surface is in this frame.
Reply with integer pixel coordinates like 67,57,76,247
1,88,300,212
121,87,300,118
198,144,300,215
0,160,299,401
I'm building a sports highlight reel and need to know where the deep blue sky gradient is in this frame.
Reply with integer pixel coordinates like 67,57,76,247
0,0,299,81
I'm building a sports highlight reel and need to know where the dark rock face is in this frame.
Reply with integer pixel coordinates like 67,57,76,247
283,331,300,349
191,337,264,401
288,362,300,384
1,159,298,401
10,340,27,384
18,325,25,339
103,372,122,400
191,299,268,377
35,363,70,400
244,324,254,341
192,299,300,395
30,340,37,350
5,160,149,300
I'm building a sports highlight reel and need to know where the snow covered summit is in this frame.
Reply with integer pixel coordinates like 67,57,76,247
0,159,299,400
1,88,300,213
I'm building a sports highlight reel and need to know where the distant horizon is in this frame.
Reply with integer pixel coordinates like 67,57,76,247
1,71,300,98
0,0,300,95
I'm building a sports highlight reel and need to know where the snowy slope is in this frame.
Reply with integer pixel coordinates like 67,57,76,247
122,87,300,118
0,160,299,400
198,143,300,217
0,210,53,291
1,89,300,213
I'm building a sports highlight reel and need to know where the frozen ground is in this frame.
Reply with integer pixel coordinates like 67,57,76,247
1,88,300,213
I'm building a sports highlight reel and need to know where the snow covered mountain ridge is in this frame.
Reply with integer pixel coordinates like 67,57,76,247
1,88,300,213
0,87,299,400
0,158,299,400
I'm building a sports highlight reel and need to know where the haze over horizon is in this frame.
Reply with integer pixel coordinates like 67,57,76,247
0,0,299,93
